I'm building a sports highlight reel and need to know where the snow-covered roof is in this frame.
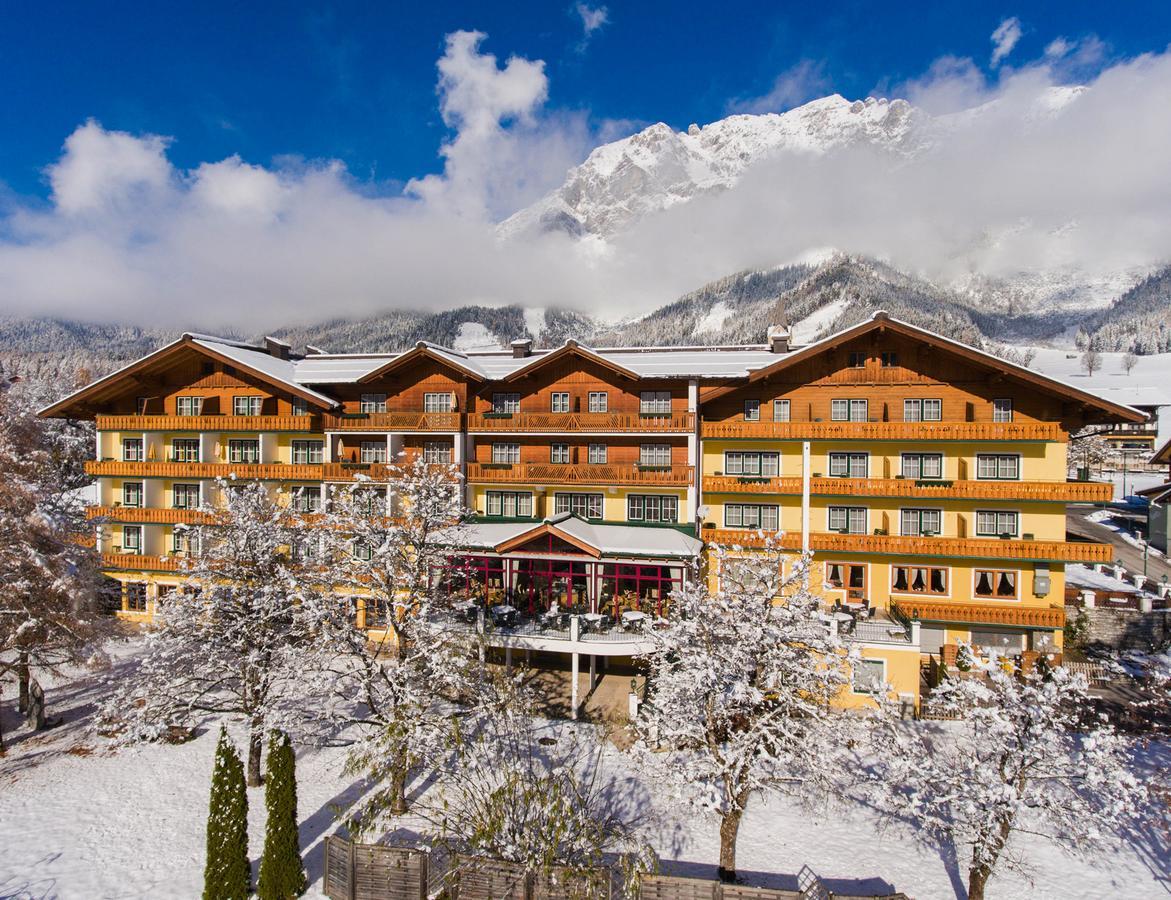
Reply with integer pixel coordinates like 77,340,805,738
187,336,338,406
451,513,703,559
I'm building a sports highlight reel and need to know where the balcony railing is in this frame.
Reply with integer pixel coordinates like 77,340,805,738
85,461,324,480
96,414,321,432
702,528,1112,562
87,505,213,524
466,462,693,486
322,411,461,432
700,421,1065,442
892,599,1065,628
701,475,1112,503
321,461,458,482
467,411,694,433
100,552,187,572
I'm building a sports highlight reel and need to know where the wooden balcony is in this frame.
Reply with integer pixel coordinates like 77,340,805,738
467,462,693,486
100,552,186,572
322,411,461,432
702,528,1112,562
891,599,1065,628
701,475,1113,503
700,421,1065,442
87,505,213,524
321,461,458,482
85,461,324,480
96,414,321,433
467,411,694,433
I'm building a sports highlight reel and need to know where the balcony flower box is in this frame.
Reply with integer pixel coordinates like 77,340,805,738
341,462,370,470
737,477,770,484
636,465,671,471
916,479,952,487
481,462,514,470
873,528,888,536
341,413,370,420
638,412,673,419
482,412,514,419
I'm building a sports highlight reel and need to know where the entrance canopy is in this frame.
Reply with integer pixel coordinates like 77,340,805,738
447,512,704,560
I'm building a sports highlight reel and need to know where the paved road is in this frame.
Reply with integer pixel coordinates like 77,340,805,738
1067,505,1171,585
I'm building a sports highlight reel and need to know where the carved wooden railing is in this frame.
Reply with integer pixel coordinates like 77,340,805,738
322,411,461,431
85,461,324,480
701,475,1112,503
96,414,321,432
700,421,1065,442
466,462,693,486
467,411,694,432
100,552,187,572
86,506,213,524
892,599,1065,628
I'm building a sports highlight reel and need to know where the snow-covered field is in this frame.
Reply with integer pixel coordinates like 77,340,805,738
1,639,1168,900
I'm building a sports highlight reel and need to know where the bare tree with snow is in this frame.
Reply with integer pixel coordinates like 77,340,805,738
1122,350,1139,374
631,539,857,881
1080,347,1102,376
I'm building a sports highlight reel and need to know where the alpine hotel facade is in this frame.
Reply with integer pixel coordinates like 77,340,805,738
42,312,1142,710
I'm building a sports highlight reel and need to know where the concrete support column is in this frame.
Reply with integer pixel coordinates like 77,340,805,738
571,651,580,721
801,441,811,588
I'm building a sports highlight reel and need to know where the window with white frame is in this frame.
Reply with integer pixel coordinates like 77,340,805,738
353,487,387,516
554,493,604,519
588,391,608,413
424,392,453,413
892,565,948,595
628,494,679,523
831,398,868,422
172,438,200,462
359,393,387,413
486,491,533,517
291,537,321,564
550,443,571,464
828,506,867,533
124,582,148,612
904,398,942,422
122,525,142,554
724,451,779,477
233,396,263,416
291,397,309,417
900,508,942,536
773,399,791,422
122,437,144,462
228,439,260,463
122,481,143,507
587,443,607,464
640,444,671,467
724,503,779,530
976,454,1020,480
976,510,1019,537
901,453,943,479
828,452,868,478
423,441,451,464
292,440,323,464
173,483,201,509
492,393,521,413
640,391,671,414
352,540,373,561
176,396,203,416
993,398,1014,422
292,486,322,513
974,568,1018,598
852,659,886,694
744,399,761,421
492,443,520,464
360,441,387,464
551,392,571,413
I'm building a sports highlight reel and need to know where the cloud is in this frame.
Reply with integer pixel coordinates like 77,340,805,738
726,60,831,114
991,17,1023,67
574,3,609,50
46,120,174,216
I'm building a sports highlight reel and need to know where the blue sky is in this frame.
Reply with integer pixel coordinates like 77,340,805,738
2,1,1168,200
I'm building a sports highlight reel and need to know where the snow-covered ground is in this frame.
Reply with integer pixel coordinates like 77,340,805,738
1,639,1168,899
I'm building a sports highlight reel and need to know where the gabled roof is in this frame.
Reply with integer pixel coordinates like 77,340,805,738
502,340,640,383
1137,481,1171,504
451,513,703,559
356,341,487,383
38,333,337,418
1152,437,1171,466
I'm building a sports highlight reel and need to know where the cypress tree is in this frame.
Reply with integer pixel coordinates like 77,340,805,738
258,729,306,899
204,726,251,900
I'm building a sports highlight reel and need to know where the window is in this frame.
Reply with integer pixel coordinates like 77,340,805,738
744,400,761,421
233,396,263,416
360,441,387,464
228,440,260,463
976,454,1020,480
173,483,201,509
724,503,779,530
974,569,1018,599
828,506,867,533
901,453,943,480
492,393,520,414
773,399,791,422
971,629,1024,651
125,582,148,612
359,393,387,413
352,487,387,516
292,486,322,513
880,351,899,368
554,493,604,519
640,391,671,414
640,444,671,467
976,510,1019,537
122,482,143,508
291,397,309,417
847,351,866,368
423,442,451,464
423,392,453,413
136,397,149,414
588,443,607,464
172,438,200,462
486,491,533,517
828,452,868,478
904,398,942,422
588,392,608,413
290,537,321,564
852,659,886,694
550,443,571,464
826,563,866,594
901,508,942,536
892,565,948,595
292,440,324,464
353,541,373,561
492,443,520,464
993,398,1013,423
176,396,203,416
628,494,680,523
724,451,780,477
122,438,144,462
831,399,868,422
122,525,142,554
551,392,571,413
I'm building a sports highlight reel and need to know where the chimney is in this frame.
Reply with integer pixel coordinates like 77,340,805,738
768,325,793,354
305,344,327,356
511,338,533,358
264,336,291,360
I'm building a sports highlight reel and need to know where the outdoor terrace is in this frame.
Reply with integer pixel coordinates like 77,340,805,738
322,411,460,432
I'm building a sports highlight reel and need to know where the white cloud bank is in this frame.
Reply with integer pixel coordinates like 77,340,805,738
0,30,1169,330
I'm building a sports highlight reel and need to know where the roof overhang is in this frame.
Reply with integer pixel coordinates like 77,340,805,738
356,342,485,383
503,340,640,383
494,520,603,557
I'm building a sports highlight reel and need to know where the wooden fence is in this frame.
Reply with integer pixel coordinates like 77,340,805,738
636,874,905,900
323,836,428,900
